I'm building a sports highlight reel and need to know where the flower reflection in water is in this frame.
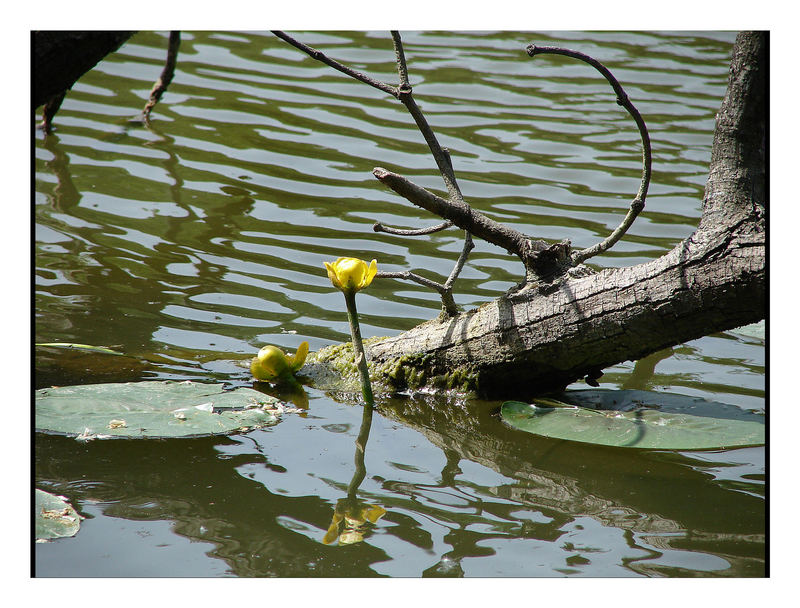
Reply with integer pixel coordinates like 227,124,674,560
322,397,386,545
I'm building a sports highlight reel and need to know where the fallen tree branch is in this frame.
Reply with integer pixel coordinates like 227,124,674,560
274,31,652,286
276,31,658,299
365,32,766,399
372,166,572,281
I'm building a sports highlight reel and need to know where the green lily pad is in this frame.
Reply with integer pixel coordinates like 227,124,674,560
36,342,125,356
35,380,282,440
35,489,83,541
729,320,765,340
501,389,765,450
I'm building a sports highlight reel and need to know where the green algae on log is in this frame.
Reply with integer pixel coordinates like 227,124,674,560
302,337,480,396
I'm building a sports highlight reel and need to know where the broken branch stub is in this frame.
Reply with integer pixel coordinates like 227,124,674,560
372,167,571,282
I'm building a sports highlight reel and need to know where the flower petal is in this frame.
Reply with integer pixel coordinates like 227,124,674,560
324,261,341,290
324,257,377,293
289,341,309,372
363,259,377,289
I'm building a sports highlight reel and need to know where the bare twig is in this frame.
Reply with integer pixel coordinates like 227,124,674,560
271,30,398,97
387,31,464,203
142,31,181,122
274,32,645,288
391,30,410,88
373,221,452,236
444,232,475,290
376,270,459,317
526,44,652,265
273,30,481,314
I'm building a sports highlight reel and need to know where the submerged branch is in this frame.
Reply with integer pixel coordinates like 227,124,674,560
142,31,181,122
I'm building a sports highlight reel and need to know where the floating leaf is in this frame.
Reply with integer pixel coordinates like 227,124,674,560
729,320,765,341
35,489,83,541
36,342,125,356
501,389,765,450
35,380,282,439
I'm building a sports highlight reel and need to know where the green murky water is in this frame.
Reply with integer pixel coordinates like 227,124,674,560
34,30,764,577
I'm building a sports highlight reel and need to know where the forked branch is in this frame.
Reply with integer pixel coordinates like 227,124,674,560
272,30,475,316
272,32,651,309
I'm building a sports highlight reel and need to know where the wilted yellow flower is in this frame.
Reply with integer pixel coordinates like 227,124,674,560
250,341,309,382
324,257,377,293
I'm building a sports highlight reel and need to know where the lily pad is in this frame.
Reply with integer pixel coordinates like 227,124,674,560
728,320,765,341
36,342,125,356
35,380,282,439
501,389,765,450
35,489,83,540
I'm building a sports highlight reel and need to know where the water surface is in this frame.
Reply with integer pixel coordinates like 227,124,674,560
34,30,764,577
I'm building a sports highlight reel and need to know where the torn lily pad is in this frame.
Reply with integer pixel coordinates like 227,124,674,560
35,380,282,439
36,489,83,541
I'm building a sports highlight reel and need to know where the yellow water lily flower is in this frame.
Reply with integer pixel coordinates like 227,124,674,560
324,257,377,293
250,341,309,382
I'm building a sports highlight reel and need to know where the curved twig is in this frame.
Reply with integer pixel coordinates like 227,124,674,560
526,44,652,265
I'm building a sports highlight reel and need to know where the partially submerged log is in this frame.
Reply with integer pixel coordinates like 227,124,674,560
365,32,766,400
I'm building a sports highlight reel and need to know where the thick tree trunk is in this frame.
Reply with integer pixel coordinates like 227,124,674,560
366,32,766,400
33,31,135,110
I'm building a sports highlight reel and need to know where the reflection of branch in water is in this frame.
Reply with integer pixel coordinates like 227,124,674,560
323,400,387,545
439,448,463,486
621,348,675,391
42,134,80,212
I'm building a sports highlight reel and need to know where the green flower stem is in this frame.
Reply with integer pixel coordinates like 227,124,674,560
343,289,374,404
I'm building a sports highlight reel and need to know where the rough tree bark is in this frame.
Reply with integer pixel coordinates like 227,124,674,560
365,32,766,400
